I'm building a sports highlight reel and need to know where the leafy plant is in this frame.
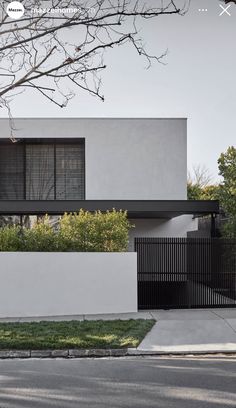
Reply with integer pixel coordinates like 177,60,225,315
0,210,132,252
59,209,131,252
22,215,58,252
0,225,21,251
218,146,236,238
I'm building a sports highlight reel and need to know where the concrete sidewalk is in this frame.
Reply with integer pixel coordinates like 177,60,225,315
137,308,236,354
0,311,151,323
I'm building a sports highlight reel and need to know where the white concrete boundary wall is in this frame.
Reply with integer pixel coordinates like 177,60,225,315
0,252,137,318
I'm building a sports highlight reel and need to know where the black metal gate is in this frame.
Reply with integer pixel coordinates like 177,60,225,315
135,237,236,309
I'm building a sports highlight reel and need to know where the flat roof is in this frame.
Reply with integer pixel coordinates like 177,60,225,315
0,200,219,218
0,117,187,120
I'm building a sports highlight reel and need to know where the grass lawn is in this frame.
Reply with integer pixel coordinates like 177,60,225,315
0,319,155,350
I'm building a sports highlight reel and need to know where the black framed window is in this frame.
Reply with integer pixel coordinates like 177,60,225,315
0,139,85,200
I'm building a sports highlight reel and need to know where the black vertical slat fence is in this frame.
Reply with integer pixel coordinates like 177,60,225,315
135,237,236,309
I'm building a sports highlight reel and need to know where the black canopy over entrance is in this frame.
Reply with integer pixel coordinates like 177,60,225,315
0,199,219,218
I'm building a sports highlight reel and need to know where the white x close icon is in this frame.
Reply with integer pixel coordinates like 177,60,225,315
219,4,231,16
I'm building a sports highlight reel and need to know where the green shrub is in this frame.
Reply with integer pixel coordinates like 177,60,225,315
0,210,132,252
22,216,58,252
59,209,131,252
0,226,21,251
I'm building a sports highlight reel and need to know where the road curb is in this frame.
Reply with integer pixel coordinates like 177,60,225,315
0,348,130,359
1,348,236,359
127,349,236,356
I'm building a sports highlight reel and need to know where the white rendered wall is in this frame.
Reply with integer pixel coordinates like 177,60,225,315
0,118,187,200
0,252,137,318
128,215,198,250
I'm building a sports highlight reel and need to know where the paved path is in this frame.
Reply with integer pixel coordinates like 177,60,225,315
0,356,236,408
137,309,236,354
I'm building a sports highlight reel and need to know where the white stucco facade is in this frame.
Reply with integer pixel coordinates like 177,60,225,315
128,216,198,250
0,118,187,200
0,117,198,239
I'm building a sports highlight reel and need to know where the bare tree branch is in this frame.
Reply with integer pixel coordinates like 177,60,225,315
188,165,213,188
0,0,188,137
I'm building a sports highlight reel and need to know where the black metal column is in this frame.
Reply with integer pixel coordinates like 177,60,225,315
211,213,216,237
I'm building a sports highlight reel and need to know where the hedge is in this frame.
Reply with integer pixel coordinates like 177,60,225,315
0,210,131,252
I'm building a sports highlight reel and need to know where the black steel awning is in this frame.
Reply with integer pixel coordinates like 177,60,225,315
0,200,219,219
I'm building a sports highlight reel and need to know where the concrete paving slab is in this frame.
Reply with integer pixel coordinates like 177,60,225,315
226,319,236,332
138,319,236,353
150,310,219,321
84,312,152,321
208,308,236,319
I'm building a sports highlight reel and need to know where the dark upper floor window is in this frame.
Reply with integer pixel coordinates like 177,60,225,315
0,139,85,200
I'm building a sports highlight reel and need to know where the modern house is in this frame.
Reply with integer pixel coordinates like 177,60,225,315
0,118,219,249
1,118,235,316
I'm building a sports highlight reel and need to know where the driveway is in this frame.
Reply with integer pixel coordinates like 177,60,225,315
138,308,236,354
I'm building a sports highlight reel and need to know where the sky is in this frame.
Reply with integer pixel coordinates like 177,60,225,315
0,0,235,181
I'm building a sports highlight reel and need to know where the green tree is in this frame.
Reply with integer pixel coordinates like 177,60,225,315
218,146,236,238
201,185,220,201
187,182,202,200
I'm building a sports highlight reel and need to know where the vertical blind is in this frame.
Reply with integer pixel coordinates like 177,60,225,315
0,145,25,199
56,144,85,200
26,144,55,200
0,140,85,200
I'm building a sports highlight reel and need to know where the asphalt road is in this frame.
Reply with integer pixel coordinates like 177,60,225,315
0,356,236,408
